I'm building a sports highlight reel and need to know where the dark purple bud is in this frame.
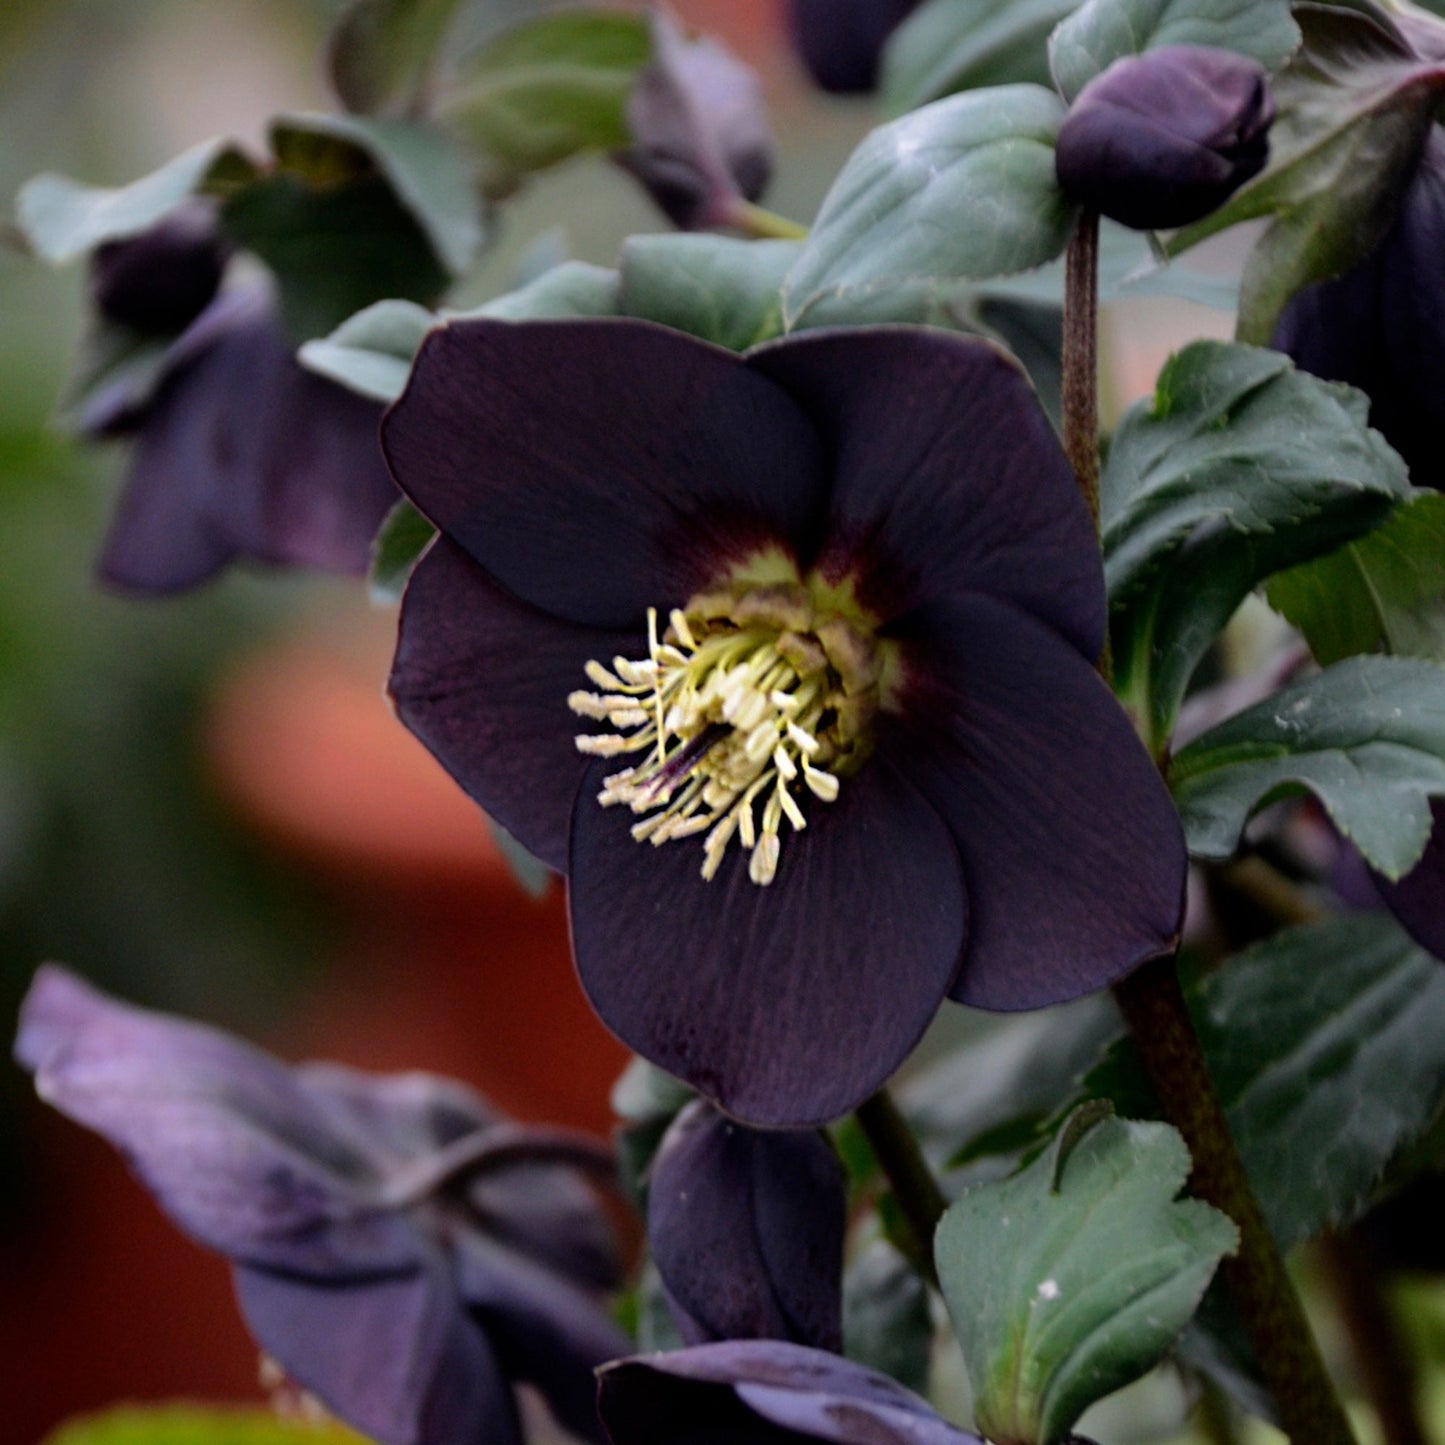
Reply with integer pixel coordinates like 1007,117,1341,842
614,11,773,231
1274,130,1445,489
599,1340,984,1445
648,1102,845,1350
91,201,229,335
1055,45,1274,230
785,0,923,95
1373,801,1445,961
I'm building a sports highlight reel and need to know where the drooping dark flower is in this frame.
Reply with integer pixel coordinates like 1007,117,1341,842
1365,800,1445,961
384,318,1187,1127
14,965,629,1445
614,10,773,231
81,281,399,592
647,1101,845,1349
1054,45,1274,230
91,200,230,335
785,0,923,95
598,1340,982,1445
1273,128,1445,488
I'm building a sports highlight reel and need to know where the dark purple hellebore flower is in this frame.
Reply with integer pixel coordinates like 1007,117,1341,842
785,0,923,95
1365,799,1445,960
614,10,773,231
1274,128,1445,488
648,1101,845,1349
81,278,398,593
14,965,629,1445
383,318,1187,1128
92,200,230,335
598,1340,982,1445
1054,46,1274,231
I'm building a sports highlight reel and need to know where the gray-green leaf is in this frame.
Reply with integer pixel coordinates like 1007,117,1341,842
843,1238,934,1396
936,1111,1236,1445
369,497,437,605
1168,654,1445,877
328,0,466,115
1049,0,1298,102
301,298,436,402
781,85,1076,330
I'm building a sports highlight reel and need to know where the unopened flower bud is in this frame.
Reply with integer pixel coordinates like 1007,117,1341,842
1055,45,1274,230
786,0,922,94
91,201,229,334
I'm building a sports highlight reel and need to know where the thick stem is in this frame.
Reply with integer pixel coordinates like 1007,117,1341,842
1062,211,1102,532
1319,1231,1431,1445
855,1089,946,1287
1114,958,1357,1445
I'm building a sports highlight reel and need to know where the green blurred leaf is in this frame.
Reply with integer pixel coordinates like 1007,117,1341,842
843,1239,934,1396
1266,492,1445,664
781,85,1076,330
1101,340,1408,750
439,12,652,195
17,140,255,263
619,234,797,350
368,497,436,604
43,1405,368,1444
301,298,435,403
1168,655,1445,877
328,0,466,114
936,1110,1236,1445
1049,0,1298,102
1168,4,1445,344
466,260,620,321
486,817,552,898
880,0,1075,113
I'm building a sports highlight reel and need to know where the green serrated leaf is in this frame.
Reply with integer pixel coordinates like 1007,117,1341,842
619,234,797,350
1168,5,1445,343
1049,0,1298,102
301,298,436,403
369,498,437,605
843,1239,934,1396
439,12,652,196
781,85,1076,330
1101,340,1408,749
16,140,256,263
42,1405,368,1445
1168,655,1445,876
880,0,1075,114
328,0,466,114
1266,492,1445,664
936,1111,1236,1445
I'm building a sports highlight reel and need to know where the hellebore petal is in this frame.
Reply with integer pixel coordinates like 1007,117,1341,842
13,964,417,1276
748,328,1103,654
95,286,399,592
648,1100,845,1350
615,10,774,231
1373,800,1445,960
235,1260,519,1445
1055,46,1274,231
567,751,967,1127
390,536,640,871
381,319,829,630
91,200,228,335
456,1232,632,1444
891,596,1186,1009
785,0,923,95
599,1340,983,1445
1274,129,1445,488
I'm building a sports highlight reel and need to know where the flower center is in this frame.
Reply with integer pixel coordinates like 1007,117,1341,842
570,576,883,885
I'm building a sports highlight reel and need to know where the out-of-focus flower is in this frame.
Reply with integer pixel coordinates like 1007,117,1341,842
1274,129,1445,488
1367,800,1445,960
785,0,923,95
384,317,1186,1127
1054,45,1274,230
92,200,229,335
14,965,629,1445
647,1101,844,1348
82,282,399,592
614,10,773,231
598,1340,983,1444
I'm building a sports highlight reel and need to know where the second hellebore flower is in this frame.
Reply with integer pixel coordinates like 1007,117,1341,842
385,319,1186,1127
14,965,628,1445
1054,45,1274,231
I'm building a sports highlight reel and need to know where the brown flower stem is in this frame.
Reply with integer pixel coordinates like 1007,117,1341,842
1062,207,1355,1445
1319,1230,1431,1445
1114,959,1356,1445
1213,855,1328,929
855,1089,946,1287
